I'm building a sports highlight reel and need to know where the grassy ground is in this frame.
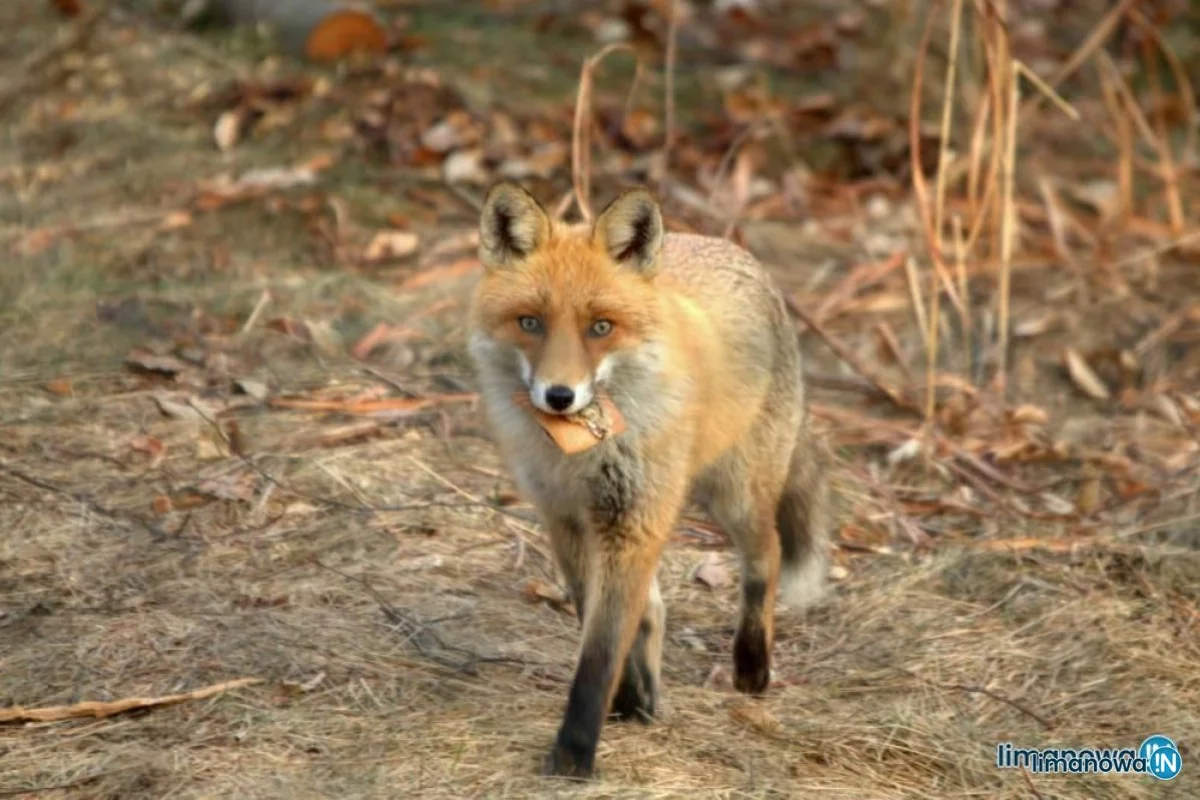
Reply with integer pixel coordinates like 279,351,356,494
2,1,1198,798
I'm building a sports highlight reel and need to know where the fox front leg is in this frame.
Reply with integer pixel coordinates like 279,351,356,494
542,453,683,780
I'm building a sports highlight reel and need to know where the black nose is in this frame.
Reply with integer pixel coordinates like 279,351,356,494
544,385,575,412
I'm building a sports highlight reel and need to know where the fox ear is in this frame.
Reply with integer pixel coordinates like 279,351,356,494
479,181,551,270
593,187,664,274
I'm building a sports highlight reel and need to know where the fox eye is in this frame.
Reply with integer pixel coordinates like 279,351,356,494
589,319,614,338
518,315,543,334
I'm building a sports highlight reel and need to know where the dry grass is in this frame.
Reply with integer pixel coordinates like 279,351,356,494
3,2,1199,799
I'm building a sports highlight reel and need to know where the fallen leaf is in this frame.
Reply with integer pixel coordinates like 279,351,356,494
691,553,732,590
130,435,167,469
43,379,73,396
280,671,326,697
1064,348,1111,401
520,578,572,613
126,349,189,377
214,109,244,151
364,230,420,263
159,210,194,231
196,472,257,503
442,148,487,184
151,495,173,515
729,702,783,738
397,257,480,291
235,379,270,402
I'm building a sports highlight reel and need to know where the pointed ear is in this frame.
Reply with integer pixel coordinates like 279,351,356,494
478,181,551,270
593,187,664,274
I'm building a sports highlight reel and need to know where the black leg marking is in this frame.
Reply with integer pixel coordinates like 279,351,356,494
543,643,614,780
733,578,770,695
610,618,657,723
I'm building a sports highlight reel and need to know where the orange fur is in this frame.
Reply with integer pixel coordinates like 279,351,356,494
467,182,831,780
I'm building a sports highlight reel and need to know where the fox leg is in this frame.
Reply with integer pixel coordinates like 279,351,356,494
705,454,789,696
544,513,589,622
544,449,685,780
543,541,664,779
610,574,664,722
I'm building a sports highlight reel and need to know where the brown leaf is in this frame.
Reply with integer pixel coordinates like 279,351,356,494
50,0,82,17
729,702,783,738
691,553,732,590
151,495,173,515
214,109,244,152
1063,348,1111,401
126,349,189,377
43,379,73,396
397,257,480,291
130,435,167,469
196,472,257,503
520,578,572,613
364,230,420,263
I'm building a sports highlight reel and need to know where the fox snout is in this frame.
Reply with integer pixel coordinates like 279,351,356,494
530,376,594,415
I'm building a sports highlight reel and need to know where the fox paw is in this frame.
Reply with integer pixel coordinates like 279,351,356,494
733,627,771,695
611,668,657,723
541,742,594,781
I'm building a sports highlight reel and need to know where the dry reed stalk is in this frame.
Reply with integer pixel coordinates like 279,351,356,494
570,43,643,223
659,0,679,189
951,215,971,374
926,0,965,422
1141,36,1186,234
1018,0,1138,120
1096,57,1135,224
996,55,1019,394
1129,8,1198,164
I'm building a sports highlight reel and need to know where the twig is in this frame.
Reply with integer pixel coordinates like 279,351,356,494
659,0,680,191
785,298,920,414
0,462,168,541
1020,767,1048,800
0,678,262,724
313,558,541,674
570,44,642,223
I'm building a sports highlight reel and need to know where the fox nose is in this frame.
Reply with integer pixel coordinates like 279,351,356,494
543,385,575,412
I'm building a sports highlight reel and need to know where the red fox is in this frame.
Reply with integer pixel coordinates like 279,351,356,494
467,181,830,779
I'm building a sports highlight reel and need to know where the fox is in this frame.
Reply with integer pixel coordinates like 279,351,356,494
466,181,830,780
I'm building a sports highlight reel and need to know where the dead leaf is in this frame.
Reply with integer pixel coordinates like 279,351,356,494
235,379,270,402
442,148,487,184
43,379,73,396
521,578,572,613
1064,348,1111,401
729,702,783,738
151,495,173,515
159,210,194,231
364,230,420,263
691,553,732,590
130,435,167,469
280,671,326,697
126,349,189,377
214,110,244,152
196,472,257,503
397,257,480,291
0,678,262,724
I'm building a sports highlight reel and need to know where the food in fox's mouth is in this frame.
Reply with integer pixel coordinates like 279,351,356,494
516,392,627,454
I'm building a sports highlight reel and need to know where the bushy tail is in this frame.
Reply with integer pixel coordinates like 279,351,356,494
776,422,832,609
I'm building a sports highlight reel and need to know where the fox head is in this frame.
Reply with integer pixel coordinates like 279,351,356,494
468,181,665,416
